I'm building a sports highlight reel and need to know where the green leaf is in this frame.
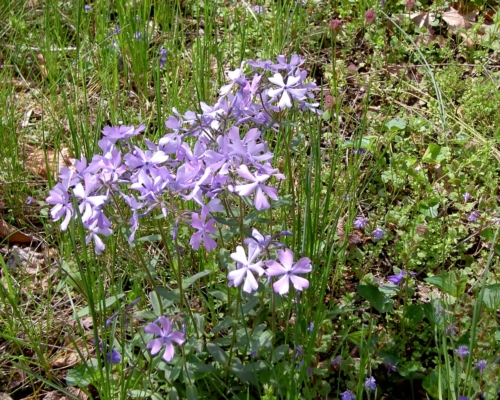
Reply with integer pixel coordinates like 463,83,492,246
422,143,450,163
424,271,466,297
419,199,440,218
182,270,212,289
405,304,424,323
138,234,162,242
340,136,376,150
155,287,180,303
483,284,500,311
206,343,229,365
385,118,407,131
211,216,240,227
186,385,198,400
273,344,288,362
357,285,393,313
422,370,440,399
271,194,293,208
66,364,93,387
74,294,124,319
211,316,235,334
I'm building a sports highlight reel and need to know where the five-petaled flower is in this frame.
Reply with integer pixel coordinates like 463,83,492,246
266,248,312,295
228,242,265,293
144,316,186,362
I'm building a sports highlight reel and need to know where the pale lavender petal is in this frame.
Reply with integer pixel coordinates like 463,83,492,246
146,338,163,355
278,248,295,269
235,182,258,197
290,275,309,291
277,91,292,108
237,164,257,182
162,342,175,362
145,323,163,336
273,275,290,295
254,187,270,210
228,267,247,287
268,73,285,87
190,231,202,250
292,257,312,274
242,270,259,293
230,246,248,265
266,260,286,276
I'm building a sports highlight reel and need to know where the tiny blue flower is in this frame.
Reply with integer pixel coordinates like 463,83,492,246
462,192,471,202
353,216,369,229
372,227,385,240
307,322,314,332
365,376,376,390
340,389,355,400
475,359,487,373
456,345,469,359
467,211,479,222
84,4,90,11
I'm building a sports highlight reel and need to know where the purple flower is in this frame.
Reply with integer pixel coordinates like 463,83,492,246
234,165,279,210
329,18,342,33
353,216,369,229
107,348,121,364
384,361,397,373
365,376,376,391
46,174,74,231
102,124,145,144
84,4,90,11
365,8,376,24
219,62,246,96
307,322,314,331
265,248,312,295
372,227,385,240
475,359,487,373
295,345,303,358
228,242,265,293
340,389,356,400
388,271,406,285
253,5,265,14
268,72,307,109
189,212,217,251
458,396,469,400
26,196,34,205
456,345,470,359
144,316,186,362
159,47,168,68
133,32,142,40
467,211,480,222
331,355,342,367
96,341,121,364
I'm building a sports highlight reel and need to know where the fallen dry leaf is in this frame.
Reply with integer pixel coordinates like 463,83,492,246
442,7,475,30
0,219,33,244
24,147,70,179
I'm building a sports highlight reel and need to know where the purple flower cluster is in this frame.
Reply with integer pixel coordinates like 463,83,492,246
228,229,312,294
46,55,320,255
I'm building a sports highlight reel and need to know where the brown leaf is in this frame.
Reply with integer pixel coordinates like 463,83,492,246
24,147,70,178
442,7,474,30
0,219,32,244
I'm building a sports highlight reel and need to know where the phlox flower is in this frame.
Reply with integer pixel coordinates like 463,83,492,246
268,72,307,108
46,174,74,231
265,248,312,295
73,174,108,224
228,242,265,293
234,164,278,210
102,124,145,144
219,61,246,96
144,316,185,362
189,212,217,251
456,345,470,360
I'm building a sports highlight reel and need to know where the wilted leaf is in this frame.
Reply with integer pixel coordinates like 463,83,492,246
0,219,32,244
442,7,474,30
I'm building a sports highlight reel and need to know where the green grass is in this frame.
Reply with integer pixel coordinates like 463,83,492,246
1,0,500,399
